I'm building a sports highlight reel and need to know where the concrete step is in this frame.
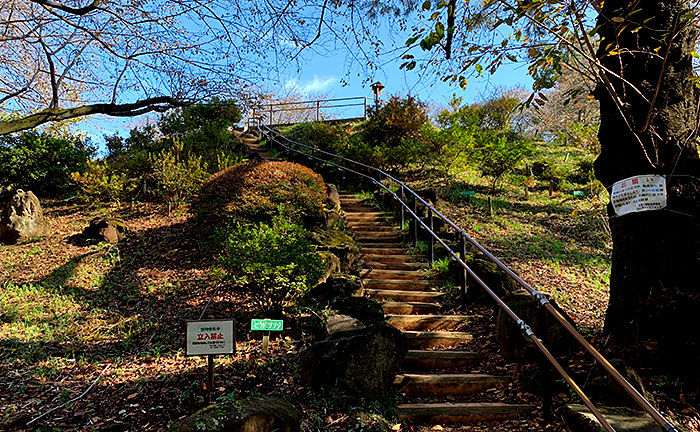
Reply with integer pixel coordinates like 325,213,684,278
360,269,426,280
382,302,441,315
363,279,431,291
394,373,511,396
398,402,535,424
366,289,444,303
362,254,420,263
404,330,474,349
387,314,470,330
363,261,429,270
404,350,483,370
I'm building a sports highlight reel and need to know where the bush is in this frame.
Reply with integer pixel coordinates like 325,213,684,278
218,218,325,316
284,122,351,156
474,130,533,192
192,161,327,232
71,161,138,203
150,140,209,204
0,131,95,197
532,158,568,185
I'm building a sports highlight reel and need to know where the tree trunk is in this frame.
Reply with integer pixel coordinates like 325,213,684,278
594,0,700,376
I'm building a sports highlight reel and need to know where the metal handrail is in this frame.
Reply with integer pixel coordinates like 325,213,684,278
249,96,376,127
258,123,681,432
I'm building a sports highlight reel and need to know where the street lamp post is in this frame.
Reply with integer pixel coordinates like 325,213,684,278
370,81,385,109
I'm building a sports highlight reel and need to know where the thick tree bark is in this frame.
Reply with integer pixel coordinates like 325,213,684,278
0,96,190,135
594,0,700,375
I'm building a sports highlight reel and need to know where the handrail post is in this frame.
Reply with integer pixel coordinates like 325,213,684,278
428,209,435,265
269,105,273,125
400,186,405,229
364,98,368,119
460,236,467,308
412,194,418,247
341,160,346,189
316,100,320,121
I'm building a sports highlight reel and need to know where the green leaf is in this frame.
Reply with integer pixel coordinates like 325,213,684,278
422,0,431,10
692,51,700,58
436,22,445,37
475,64,483,74
406,35,420,46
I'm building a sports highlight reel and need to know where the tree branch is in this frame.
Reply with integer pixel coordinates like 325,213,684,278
29,0,101,16
0,96,191,135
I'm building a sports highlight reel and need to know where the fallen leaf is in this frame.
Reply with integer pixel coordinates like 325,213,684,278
432,425,443,430
391,424,401,431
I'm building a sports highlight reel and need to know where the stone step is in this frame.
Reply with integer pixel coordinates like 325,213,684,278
404,330,474,349
349,226,397,232
363,261,429,270
339,197,367,203
361,247,410,255
344,212,389,218
347,220,392,226
398,402,535,424
387,314,470,330
363,254,420,263
382,302,441,315
366,289,444,303
394,373,511,396
363,279,431,291
404,350,483,370
356,242,405,249
360,269,426,280
355,236,402,243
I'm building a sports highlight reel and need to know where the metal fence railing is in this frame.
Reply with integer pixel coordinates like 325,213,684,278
247,96,376,128
257,122,681,432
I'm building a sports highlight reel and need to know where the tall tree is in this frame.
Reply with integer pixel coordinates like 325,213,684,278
393,0,700,376
0,0,336,134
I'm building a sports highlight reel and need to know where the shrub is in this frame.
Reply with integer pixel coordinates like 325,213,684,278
218,218,325,316
150,140,209,205
532,158,568,184
0,131,95,197
284,122,351,156
192,161,327,234
473,131,533,192
71,161,137,203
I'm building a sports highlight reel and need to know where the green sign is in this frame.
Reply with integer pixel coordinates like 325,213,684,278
461,190,476,196
251,319,284,331
573,191,585,197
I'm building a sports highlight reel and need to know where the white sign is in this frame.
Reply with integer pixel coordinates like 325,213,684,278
185,320,235,356
611,175,666,216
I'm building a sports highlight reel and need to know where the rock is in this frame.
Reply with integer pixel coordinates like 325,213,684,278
0,189,49,244
172,395,302,432
326,184,341,211
468,258,521,303
332,296,385,326
558,404,662,432
496,290,576,361
82,217,128,244
326,314,365,336
311,229,361,272
324,209,343,229
317,251,341,284
306,276,363,305
584,359,656,409
298,324,407,398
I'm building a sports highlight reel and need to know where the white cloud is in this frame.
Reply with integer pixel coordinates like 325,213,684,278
285,75,336,95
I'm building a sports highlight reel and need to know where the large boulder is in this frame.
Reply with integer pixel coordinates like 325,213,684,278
298,324,407,398
311,229,361,272
325,314,365,336
496,290,577,361
558,404,662,432
332,296,385,326
305,276,363,305
0,189,49,244
172,395,302,432
82,217,128,244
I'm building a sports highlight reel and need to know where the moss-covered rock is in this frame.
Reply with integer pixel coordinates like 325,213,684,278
171,395,301,432
332,296,385,326
311,229,360,272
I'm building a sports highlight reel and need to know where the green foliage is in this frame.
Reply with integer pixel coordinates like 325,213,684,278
0,131,95,197
192,161,327,233
71,161,137,203
360,96,437,170
149,140,209,204
218,217,325,316
284,121,351,156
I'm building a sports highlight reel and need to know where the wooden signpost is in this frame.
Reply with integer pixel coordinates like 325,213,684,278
250,319,284,354
185,320,236,399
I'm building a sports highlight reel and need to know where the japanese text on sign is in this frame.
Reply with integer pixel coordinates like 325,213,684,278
185,320,235,356
610,175,666,216
250,319,284,331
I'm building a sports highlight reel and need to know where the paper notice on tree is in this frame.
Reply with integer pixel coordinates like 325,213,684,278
611,175,666,216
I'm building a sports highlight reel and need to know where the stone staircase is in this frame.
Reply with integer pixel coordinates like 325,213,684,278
233,130,275,160
340,193,536,426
